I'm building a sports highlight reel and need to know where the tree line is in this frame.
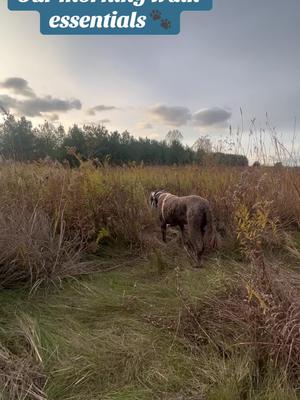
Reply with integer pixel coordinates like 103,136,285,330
0,113,248,167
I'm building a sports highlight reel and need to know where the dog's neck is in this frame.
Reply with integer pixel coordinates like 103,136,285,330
155,190,168,201
160,193,174,221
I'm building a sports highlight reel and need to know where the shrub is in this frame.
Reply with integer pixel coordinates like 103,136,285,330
0,205,81,288
180,266,300,385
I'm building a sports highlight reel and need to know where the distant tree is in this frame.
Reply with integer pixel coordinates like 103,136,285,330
0,114,36,161
169,140,188,164
60,125,88,166
165,129,183,145
253,161,261,167
0,112,249,167
34,121,65,160
192,135,213,153
81,124,110,159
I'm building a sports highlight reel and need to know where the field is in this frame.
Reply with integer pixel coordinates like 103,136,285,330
1,161,300,400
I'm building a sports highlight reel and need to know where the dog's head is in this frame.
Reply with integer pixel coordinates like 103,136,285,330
150,190,165,208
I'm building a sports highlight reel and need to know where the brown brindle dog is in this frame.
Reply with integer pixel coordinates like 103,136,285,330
150,190,216,267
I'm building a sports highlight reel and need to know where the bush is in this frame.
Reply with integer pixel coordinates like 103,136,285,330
0,205,81,288
180,266,300,385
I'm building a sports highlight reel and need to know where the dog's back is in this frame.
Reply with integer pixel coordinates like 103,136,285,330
159,194,209,225
157,193,216,265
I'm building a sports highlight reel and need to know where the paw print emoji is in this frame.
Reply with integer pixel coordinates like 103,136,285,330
150,9,161,21
161,18,171,29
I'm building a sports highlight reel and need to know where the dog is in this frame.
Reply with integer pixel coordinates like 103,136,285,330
150,190,217,266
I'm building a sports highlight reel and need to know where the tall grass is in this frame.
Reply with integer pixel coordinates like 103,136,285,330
0,161,300,286
1,161,300,398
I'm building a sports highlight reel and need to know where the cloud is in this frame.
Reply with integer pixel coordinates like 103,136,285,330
98,118,110,124
48,114,59,122
192,107,232,127
18,96,82,117
0,94,17,111
87,105,117,116
148,104,191,127
0,77,82,118
0,77,35,98
148,105,231,128
136,121,153,130
0,94,82,117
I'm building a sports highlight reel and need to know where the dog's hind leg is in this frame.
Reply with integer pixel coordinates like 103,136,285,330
188,222,205,268
195,239,204,267
180,224,192,257
181,225,199,265
179,224,187,245
189,237,204,267
161,222,167,242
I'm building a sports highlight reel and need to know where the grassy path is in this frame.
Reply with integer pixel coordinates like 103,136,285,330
0,250,298,399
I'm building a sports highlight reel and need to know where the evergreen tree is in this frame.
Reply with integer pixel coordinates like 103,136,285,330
0,113,248,167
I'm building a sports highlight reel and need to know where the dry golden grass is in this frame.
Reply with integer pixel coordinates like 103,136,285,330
1,161,300,286
1,161,300,399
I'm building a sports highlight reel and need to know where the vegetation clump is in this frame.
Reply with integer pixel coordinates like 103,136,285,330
0,113,300,399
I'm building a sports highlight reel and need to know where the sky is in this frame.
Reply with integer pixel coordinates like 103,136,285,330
0,0,300,155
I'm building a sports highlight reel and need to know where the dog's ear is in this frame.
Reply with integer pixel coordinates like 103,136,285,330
150,191,156,208
150,191,159,208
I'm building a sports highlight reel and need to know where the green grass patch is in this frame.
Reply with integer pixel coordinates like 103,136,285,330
0,252,298,399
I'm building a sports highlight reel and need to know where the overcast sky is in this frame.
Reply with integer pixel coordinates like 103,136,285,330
0,0,299,153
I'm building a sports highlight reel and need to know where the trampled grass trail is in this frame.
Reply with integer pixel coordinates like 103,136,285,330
1,247,298,400
0,248,218,399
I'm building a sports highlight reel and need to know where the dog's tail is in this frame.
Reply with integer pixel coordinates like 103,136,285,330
202,204,218,249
